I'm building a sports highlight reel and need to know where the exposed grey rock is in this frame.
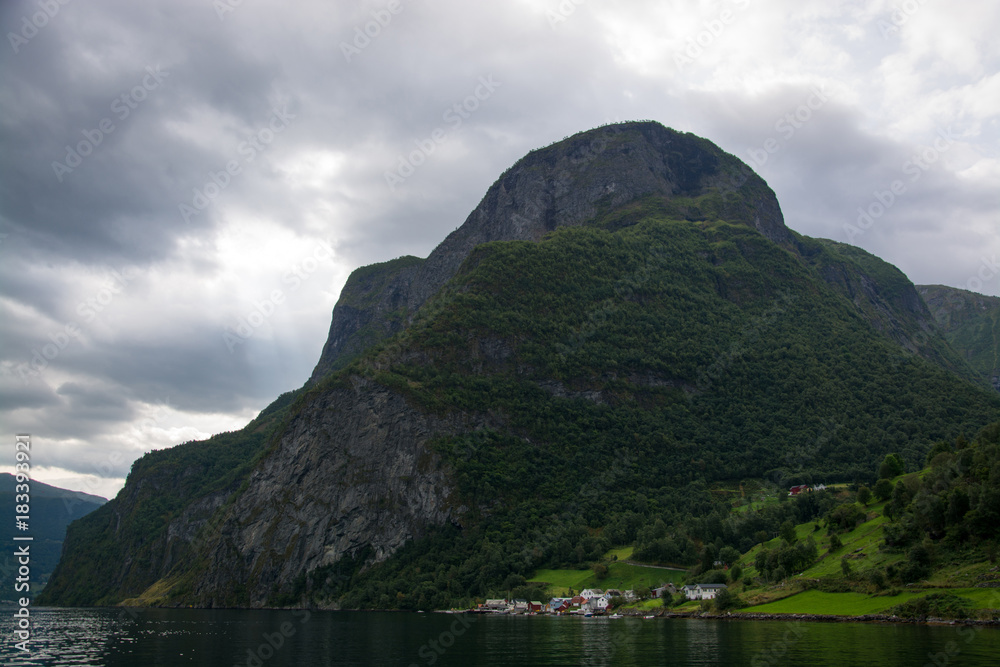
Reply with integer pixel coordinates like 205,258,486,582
310,121,789,383
193,375,485,607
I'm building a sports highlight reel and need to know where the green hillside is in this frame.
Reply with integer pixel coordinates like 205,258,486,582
309,214,1000,610
919,285,1000,390
39,124,1000,612
708,421,1000,619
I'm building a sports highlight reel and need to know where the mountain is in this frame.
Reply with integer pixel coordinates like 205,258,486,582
918,284,1000,391
39,122,1000,610
309,123,789,381
0,473,105,595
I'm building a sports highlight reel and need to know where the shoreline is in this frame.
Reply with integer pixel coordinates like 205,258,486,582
625,609,1000,627
26,604,1000,627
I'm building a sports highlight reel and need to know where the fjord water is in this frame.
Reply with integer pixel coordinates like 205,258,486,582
5,608,999,666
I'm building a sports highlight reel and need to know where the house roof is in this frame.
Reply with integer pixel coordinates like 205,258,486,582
696,584,728,589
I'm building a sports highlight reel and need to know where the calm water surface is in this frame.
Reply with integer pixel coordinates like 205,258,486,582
3,607,999,666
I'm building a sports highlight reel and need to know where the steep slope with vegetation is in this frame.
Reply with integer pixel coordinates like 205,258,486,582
41,122,1000,611
919,284,1000,390
37,389,301,606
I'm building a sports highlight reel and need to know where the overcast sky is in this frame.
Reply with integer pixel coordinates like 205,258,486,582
1,0,998,499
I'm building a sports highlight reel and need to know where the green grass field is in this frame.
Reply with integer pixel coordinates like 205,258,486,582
745,588,1000,616
745,589,926,615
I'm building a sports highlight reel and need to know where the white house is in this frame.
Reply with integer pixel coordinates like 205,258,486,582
580,588,604,600
685,584,728,600
582,596,610,613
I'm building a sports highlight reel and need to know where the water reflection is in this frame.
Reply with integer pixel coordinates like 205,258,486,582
0,607,996,667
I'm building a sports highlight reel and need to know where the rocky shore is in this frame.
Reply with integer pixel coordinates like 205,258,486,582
623,609,1000,626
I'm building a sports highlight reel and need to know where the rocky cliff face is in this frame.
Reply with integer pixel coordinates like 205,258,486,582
310,256,424,380
310,121,789,383
191,375,487,606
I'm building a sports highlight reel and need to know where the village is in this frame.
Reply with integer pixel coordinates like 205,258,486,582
470,582,729,617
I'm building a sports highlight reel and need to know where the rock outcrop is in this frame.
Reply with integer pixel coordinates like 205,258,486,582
192,376,485,606
310,121,789,382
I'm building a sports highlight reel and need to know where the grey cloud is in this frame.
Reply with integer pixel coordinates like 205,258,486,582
1,0,996,490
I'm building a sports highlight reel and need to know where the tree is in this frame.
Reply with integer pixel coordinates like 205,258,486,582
754,547,769,574
729,564,742,582
874,478,893,502
828,533,842,552
857,485,872,506
879,453,905,480
714,588,741,611
592,562,609,580
925,440,952,466
841,557,852,577
780,520,797,544
718,546,741,567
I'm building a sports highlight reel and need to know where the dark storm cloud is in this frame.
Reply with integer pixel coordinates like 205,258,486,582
1,0,996,494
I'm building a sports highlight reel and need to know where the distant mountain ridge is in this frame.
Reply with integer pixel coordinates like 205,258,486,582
40,121,1000,610
0,473,106,504
0,473,105,594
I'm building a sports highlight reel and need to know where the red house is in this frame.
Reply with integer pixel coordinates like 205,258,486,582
788,484,809,496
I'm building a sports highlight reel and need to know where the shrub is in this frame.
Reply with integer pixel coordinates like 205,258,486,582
873,478,893,502
889,593,972,620
713,588,743,611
